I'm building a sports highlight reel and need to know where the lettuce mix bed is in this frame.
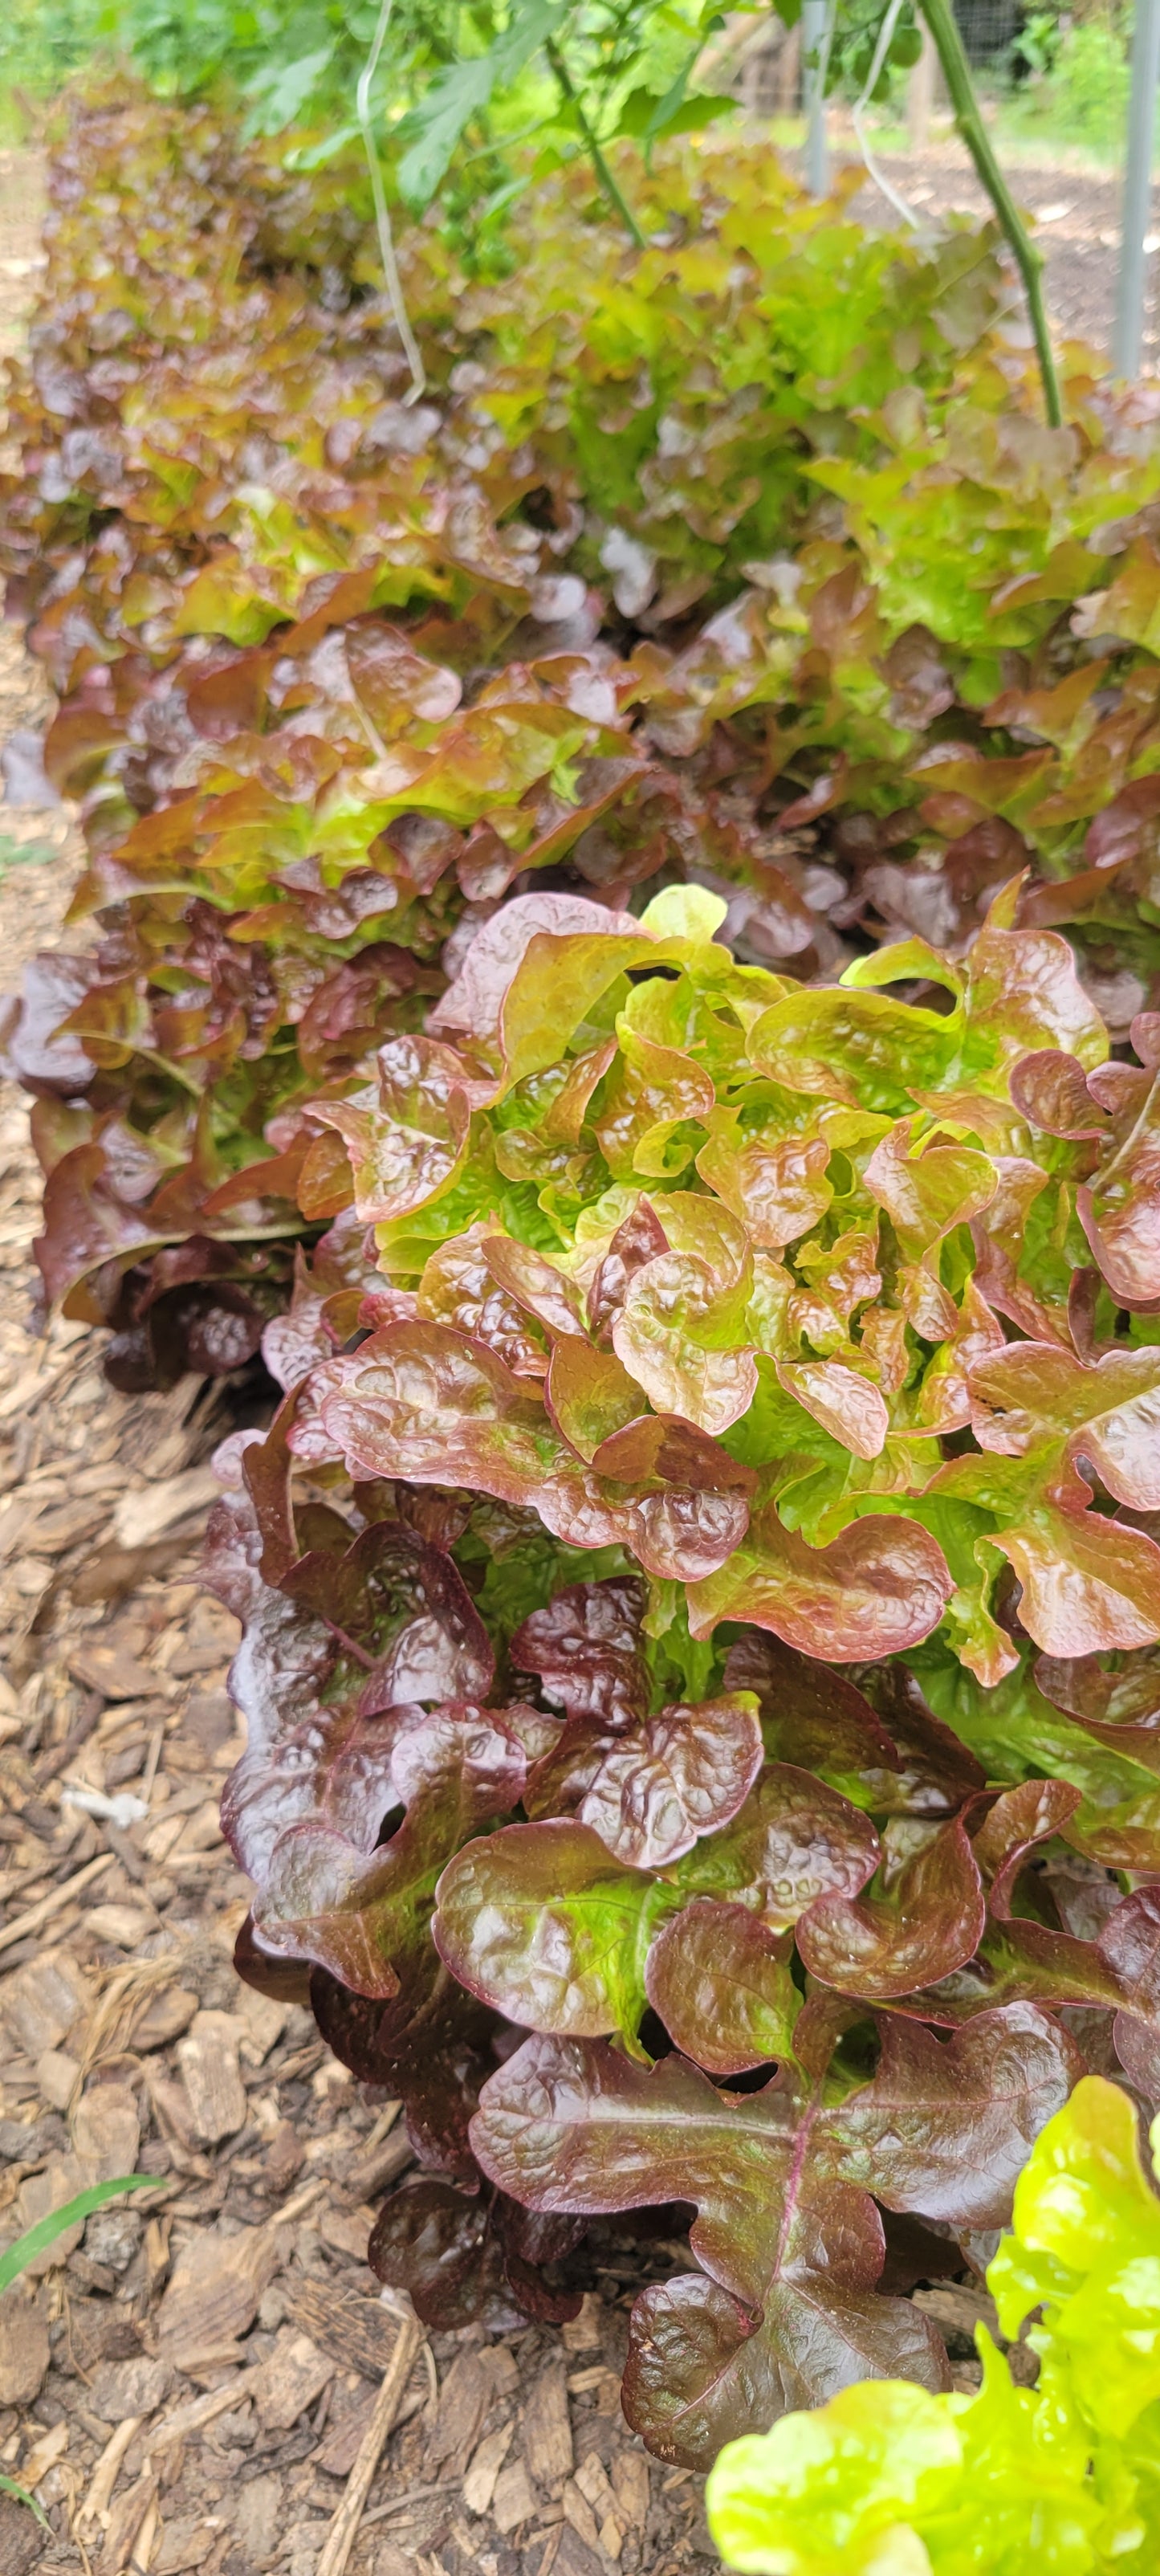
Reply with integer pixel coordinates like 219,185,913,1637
6,82,1160,2509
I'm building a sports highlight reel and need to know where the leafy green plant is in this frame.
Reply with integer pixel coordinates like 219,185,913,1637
0,0,104,108
706,2073,1160,2574
12,78,1160,2490
201,873,1160,2456
283,886,1160,1689
1006,10,1133,161
0,2175,156,2517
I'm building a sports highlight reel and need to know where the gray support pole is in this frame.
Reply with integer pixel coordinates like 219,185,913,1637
1113,0,1160,377
909,25,936,153
803,0,829,197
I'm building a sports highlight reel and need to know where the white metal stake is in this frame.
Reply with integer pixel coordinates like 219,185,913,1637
803,0,830,196
1113,0,1160,377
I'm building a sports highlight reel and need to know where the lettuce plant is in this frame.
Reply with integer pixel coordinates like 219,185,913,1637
14,80,1160,2488
212,1333,1160,2457
283,884,1160,1691
706,2072,1160,2574
7,90,1160,1387
199,874,1160,2456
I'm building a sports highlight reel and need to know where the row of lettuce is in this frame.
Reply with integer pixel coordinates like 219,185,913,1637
6,82,1160,2514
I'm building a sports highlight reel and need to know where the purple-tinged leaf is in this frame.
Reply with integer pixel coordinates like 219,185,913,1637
586,1197,671,1343
436,1763,877,2043
471,2007,1073,2461
863,1122,996,1257
524,1691,763,1869
1009,1050,1109,1139
828,2005,1081,2231
775,1359,889,1461
1079,1070,1160,1306
695,1126,832,1250
482,1235,585,1340
1036,1646,1160,1764
796,1816,986,2000
307,1320,748,1580
1000,1505,1160,1654
315,1034,474,1225
434,1820,672,2041
722,1633,904,1804
645,1900,799,2076
543,1338,642,1460
687,1506,954,1661
611,1195,757,1437
368,2178,581,2333
428,892,641,1052
969,1342,1160,1512
512,1576,649,1729
588,1412,758,1500
252,1707,531,1998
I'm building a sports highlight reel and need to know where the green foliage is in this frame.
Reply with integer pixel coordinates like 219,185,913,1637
826,0,922,101
0,2175,155,2518
0,0,104,103
706,2073,1160,2574
0,2174,157,2293
1004,10,1133,161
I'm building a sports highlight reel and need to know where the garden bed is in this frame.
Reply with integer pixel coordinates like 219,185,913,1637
6,79,1160,2576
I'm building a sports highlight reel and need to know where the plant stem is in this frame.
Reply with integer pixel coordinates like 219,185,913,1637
356,0,425,403
917,0,1061,428
545,37,646,249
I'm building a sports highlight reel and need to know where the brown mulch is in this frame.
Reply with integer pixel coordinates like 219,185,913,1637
0,128,1055,2576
